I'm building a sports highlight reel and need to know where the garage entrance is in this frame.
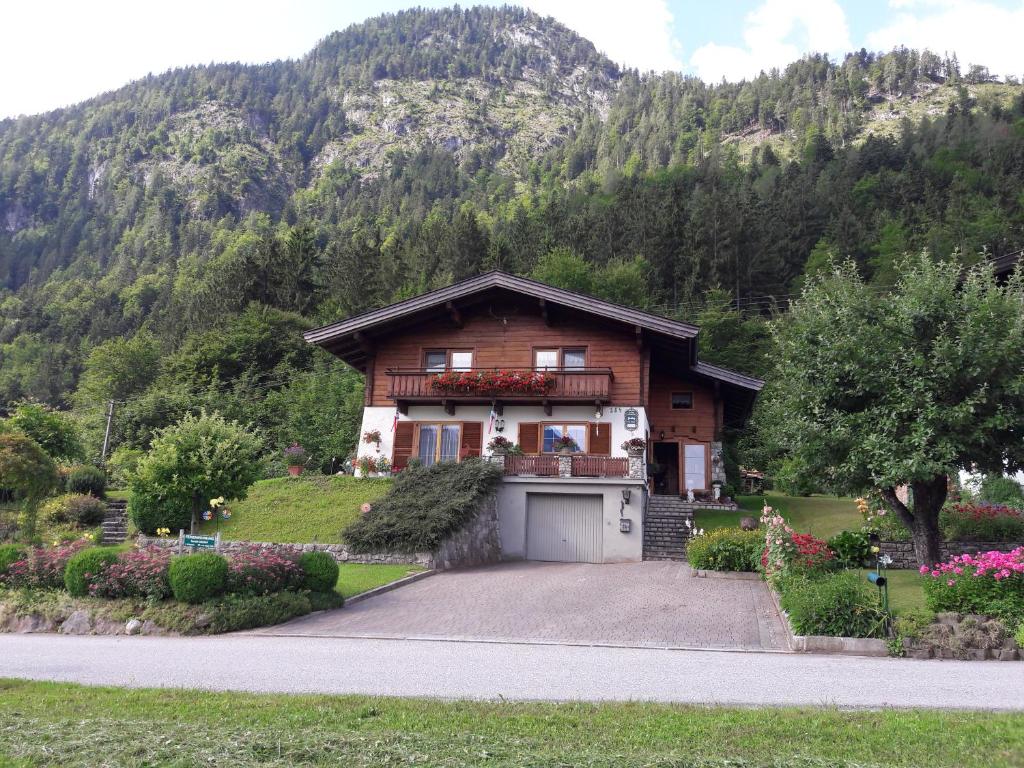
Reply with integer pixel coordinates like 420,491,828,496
525,493,603,563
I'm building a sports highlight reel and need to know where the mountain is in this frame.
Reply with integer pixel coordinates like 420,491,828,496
1,5,1022,460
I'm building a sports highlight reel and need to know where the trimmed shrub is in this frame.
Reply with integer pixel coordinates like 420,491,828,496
224,546,303,596
687,528,762,572
2,540,89,589
169,553,228,604
129,488,190,536
921,547,1024,624
41,493,108,528
344,458,502,553
204,591,319,634
939,503,1024,542
0,544,25,578
67,465,107,498
299,551,340,592
64,546,120,597
827,530,872,569
88,546,172,600
778,571,888,638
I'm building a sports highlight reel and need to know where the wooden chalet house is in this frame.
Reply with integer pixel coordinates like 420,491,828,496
306,272,762,563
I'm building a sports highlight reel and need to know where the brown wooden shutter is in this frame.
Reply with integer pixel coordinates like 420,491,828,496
460,422,482,459
588,422,610,456
392,422,414,470
518,422,540,454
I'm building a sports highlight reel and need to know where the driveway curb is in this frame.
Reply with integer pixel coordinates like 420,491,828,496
345,569,436,605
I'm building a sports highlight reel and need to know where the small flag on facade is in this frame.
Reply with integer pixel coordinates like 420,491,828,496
488,407,497,434
392,408,399,432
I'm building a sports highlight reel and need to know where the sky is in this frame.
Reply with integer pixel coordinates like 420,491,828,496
2,0,1023,119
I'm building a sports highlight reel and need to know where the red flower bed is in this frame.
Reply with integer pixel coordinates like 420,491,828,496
2,540,90,589
941,502,1024,542
89,547,172,600
430,370,556,395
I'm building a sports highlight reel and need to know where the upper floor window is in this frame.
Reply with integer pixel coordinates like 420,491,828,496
534,347,587,370
671,391,694,410
424,349,473,371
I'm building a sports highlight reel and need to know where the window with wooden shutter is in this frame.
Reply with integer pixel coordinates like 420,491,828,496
461,422,482,458
392,422,414,470
588,423,610,456
518,422,540,454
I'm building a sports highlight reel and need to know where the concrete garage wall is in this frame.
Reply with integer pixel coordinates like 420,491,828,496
497,478,647,563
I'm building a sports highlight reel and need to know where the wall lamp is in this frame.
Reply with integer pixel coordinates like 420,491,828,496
494,418,505,433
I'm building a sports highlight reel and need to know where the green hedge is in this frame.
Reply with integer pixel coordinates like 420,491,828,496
169,553,228,604
67,465,107,498
298,551,339,593
343,458,502,553
129,489,191,536
686,528,762,572
64,547,120,597
778,571,887,638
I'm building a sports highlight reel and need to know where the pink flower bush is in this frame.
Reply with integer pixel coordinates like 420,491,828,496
760,506,833,584
921,546,1024,622
225,546,303,596
88,547,172,600
1,540,89,589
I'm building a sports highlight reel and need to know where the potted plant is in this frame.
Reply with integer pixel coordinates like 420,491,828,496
553,435,578,455
487,436,512,455
363,430,382,452
375,456,392,476
357,455,378,477
621,437,646,457
284,443,306,476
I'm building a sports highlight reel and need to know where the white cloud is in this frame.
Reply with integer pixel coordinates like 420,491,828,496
867,1,1024,80
690,0,852,82
522,0,684,72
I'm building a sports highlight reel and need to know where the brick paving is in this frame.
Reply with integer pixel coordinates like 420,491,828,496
252,561,788,651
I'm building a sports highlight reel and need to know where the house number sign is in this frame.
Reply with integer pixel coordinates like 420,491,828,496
623,408,639,432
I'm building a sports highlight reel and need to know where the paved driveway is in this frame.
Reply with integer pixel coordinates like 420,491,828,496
251,561,788,651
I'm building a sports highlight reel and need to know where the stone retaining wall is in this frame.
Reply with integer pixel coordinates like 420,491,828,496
879,539,1024,569
433,493,501,570
138,536,435,569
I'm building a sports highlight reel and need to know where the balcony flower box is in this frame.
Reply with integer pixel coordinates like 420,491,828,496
430,369,556,396
621,437,646,457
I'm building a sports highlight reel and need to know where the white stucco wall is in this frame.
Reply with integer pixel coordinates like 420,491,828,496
356,404,650,472
496,478,647,563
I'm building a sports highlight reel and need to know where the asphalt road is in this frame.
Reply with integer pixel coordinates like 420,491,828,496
2,633,1023,709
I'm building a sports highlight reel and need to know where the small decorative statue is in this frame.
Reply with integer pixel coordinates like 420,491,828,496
686,488,695,503
712,483,721,501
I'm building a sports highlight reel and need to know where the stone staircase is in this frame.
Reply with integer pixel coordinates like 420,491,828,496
642,495,695,561
100,500,129,545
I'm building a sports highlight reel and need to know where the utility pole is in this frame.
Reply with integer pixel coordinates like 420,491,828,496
100,399,115,464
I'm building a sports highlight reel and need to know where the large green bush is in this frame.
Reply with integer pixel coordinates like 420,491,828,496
129,412,263,534
827,530,872,569
168,553,228,604
686,528,762,572
41,494,107,528
298,551,339,593
67,465,107,498
2,402,83,462
64,547,120,597
343,458,502,553
778,571,888,638
0,431,60,541
978,475,1024,507
0,544,25,578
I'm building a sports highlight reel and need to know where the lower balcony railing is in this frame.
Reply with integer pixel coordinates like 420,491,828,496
502,454,630,478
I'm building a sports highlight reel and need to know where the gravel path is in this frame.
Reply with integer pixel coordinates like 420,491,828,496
2,633,1023,710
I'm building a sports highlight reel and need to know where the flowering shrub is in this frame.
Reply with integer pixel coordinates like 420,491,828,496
621,438,646,452
858,496,910,541
760,506,832,584
225,546,304,597
284,443,307,466
88,547,172,600
430,369,555,395
920,547,1024,623
363,430,382,445
358,455,378,474
940,502,1024,542
1,539,90,589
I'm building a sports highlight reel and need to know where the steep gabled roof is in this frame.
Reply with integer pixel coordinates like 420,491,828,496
692,361,764,391
304,270,699,346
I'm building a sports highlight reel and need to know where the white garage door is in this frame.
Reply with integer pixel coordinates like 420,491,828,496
526,494,603,563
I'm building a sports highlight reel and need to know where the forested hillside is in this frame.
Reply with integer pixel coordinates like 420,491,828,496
1,5,1022,466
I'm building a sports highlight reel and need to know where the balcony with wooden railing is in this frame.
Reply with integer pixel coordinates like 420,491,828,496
501,453,631,478
386,367,614,408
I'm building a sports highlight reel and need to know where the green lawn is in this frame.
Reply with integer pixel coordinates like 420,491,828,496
695,491,860,539
860,568,929,615
335,563,425,599
0,680,1021,767
197,475,392,543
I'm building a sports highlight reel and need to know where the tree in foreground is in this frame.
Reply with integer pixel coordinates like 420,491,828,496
128,412,263,534
0,432,60,540
750,255,1024,566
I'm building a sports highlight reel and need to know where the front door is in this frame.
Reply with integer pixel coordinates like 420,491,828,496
653,442,679,495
